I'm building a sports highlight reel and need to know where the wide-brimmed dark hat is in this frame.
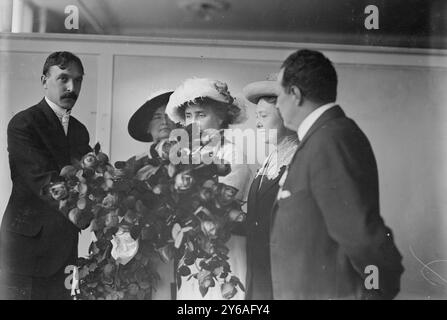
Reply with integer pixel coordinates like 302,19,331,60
128,91,173,142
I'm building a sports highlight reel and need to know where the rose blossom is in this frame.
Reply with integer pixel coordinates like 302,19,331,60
68,207,82,225
202,179,217,190
221,282,237,300
49,182,68,201
198,187,213,203
81,152,98,169
216,184,238,207
199,238,215,255
96,152,109,165
59,165,77,179
110,227,139,265
128,283,139,296
174,171,194,192
197,270,214,289
103,263,115,277
102,193,118,209
105,211,119,228
153,139,175,161
201,220,218,238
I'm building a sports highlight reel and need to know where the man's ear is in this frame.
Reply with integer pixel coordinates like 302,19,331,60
41,74,47,88
290,85,303,106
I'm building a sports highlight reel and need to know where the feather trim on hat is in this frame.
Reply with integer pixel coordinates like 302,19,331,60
230,95,248,125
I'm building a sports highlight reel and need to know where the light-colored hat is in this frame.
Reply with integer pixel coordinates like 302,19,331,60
166,78,247,125
243,73,279,105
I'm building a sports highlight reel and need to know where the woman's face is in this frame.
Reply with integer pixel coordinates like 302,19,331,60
256,97,287,144
184,104,224,130
147,105,175,142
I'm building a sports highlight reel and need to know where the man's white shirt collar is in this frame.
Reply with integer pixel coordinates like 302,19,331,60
45,96,71,118
297,102,337,141
45,96,71,135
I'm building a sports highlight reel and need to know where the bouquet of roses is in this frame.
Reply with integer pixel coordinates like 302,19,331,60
45,144,160,300
46,124,246,300
172,177,247,299
131,124,247,299
46,143,113,230
73,151,164,300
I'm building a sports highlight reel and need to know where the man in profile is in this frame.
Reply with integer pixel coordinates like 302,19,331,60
0,51,92,300
271,49,404,299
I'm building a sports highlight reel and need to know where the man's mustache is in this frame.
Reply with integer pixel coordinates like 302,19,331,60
61,93,78,100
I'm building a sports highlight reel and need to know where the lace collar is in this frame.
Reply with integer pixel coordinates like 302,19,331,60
256,134,299,181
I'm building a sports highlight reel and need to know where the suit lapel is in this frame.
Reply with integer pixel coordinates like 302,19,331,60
66,116,79,146
39,98,68,140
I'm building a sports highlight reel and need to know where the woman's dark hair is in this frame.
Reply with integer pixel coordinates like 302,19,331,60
281,49,337,104
179,97,237,129
42,51,84,76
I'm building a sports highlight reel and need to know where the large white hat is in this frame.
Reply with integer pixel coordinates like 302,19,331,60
166,78,247,125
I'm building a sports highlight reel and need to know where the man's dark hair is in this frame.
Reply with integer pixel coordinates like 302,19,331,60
281,49,337,104
42,51,84,76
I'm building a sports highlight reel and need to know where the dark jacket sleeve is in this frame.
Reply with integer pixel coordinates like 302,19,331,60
309,125,404,299
7,115,59,210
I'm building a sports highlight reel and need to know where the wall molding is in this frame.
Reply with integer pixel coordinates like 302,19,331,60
1,32,447,68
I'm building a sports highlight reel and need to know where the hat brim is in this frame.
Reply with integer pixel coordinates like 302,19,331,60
243,80,279,105
128,91,173,142
166,78,235,125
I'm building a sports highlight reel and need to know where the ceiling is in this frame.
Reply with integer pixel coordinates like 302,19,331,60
24,0,447,48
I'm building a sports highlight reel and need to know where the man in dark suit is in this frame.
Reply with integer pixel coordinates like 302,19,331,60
0,51,92,299
271,49,404,299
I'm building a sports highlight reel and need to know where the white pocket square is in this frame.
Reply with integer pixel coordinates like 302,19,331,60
277,189,291,200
